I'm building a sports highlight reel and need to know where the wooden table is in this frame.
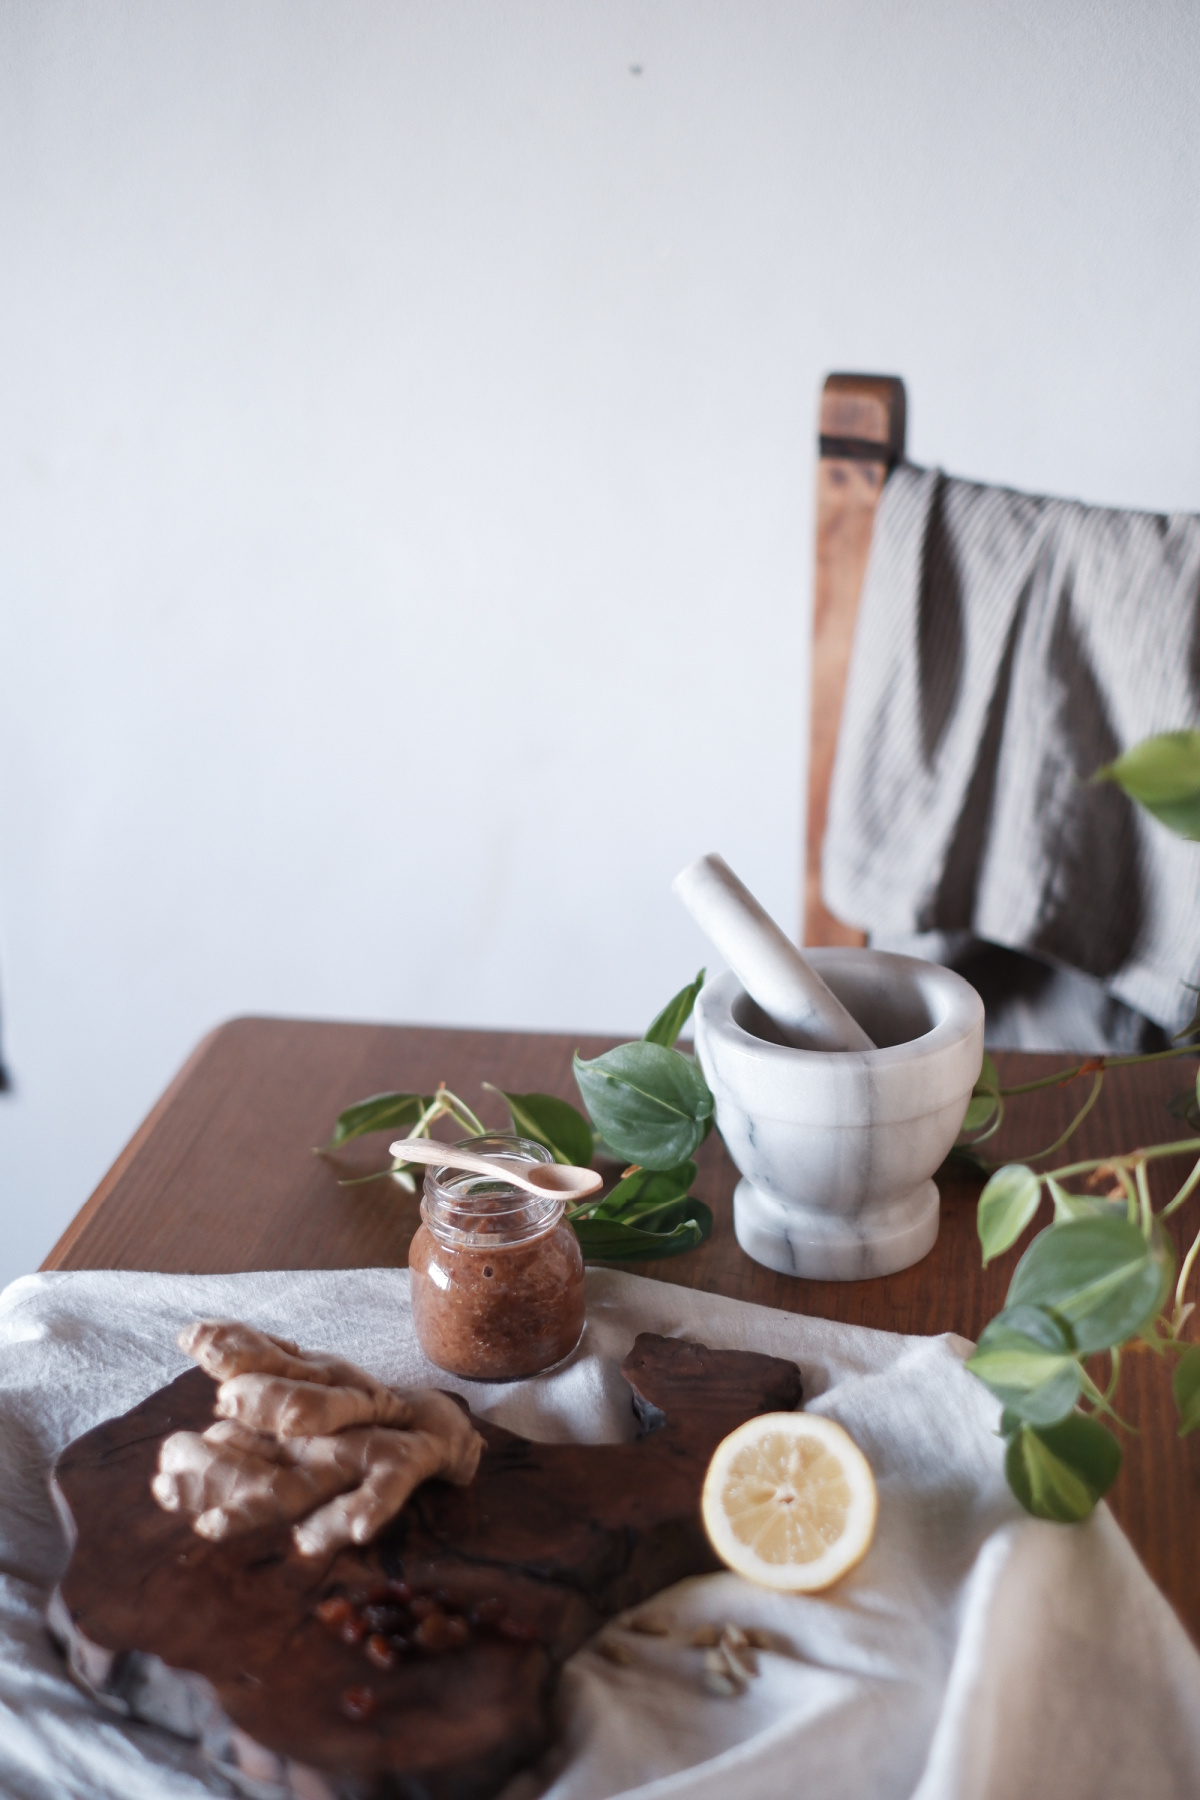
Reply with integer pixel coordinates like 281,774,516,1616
44,1016,1200,1644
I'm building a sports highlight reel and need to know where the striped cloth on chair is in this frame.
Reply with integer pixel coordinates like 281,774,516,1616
821,463,1200,1052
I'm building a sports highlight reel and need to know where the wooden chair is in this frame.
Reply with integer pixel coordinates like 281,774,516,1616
804,373,907,948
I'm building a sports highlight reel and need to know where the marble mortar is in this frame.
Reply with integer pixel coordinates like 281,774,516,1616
693,951,985,1281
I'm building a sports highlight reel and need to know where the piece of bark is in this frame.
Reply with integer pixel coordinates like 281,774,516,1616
48,1333,802,1800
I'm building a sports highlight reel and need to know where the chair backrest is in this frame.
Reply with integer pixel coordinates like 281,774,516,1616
803,372,907,947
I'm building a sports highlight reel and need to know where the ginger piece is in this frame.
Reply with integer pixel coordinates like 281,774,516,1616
179,1320,411,1434
152,1421,355,1538
292,1390,483,1557
213,1372,409,1438
154,1323,483,1557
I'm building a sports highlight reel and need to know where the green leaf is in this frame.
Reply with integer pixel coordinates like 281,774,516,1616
323,1092,431,1150
1007,1216,1173,1354
592,1161,697,1223
572,1202,713,1263
1166,1080,1200,1134
941,1144,992,1179
960,1053,1001,1135
573,1041,714,1170
1004,1414,1122,1523
967,1304,1082,1424
487,1088,594,1167
1093,730,1200,839
1172,985,1200,1046
1047,1177,1125,1223
962,1093,1000,1132
1172,1344,1200,1436
643,970,706,1049
978,1164,1041,1265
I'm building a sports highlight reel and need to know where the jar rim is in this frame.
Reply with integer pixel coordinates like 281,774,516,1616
420,1134,565,1249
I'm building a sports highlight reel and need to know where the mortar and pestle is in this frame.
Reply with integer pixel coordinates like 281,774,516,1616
676,855,984,1281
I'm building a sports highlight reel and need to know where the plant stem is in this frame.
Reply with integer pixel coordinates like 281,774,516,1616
960,1098,1006,1148
1135,1159,1153,1236
998,1062,1100,1096
998,1044,1200,1098
1049,1139,1200,1181
1174,1224,1200,1323
1105,1045,1200,1070
445,1098,488,1137
1104,1346,1121,1403
338,1163,405,1189
409,1086,488,1141
1118,1165,1138,1225
1010,1070,1105,1165
431,1084,488,1138
1162,1154,1200,1218
1078,1362,1135,1431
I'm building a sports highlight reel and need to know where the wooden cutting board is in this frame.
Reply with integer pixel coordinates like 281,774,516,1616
49,1333,803,1800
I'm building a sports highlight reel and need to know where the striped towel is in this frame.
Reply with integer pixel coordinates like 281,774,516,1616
821,464,1200,1050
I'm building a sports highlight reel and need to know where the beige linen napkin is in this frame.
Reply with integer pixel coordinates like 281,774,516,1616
0,1265,1196,1800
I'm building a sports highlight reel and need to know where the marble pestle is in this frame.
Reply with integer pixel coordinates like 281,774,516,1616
672,854,876,1053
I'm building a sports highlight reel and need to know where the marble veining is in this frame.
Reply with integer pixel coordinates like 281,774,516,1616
694,953,985,1281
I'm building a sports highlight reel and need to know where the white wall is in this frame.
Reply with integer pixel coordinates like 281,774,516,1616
2,0,1198,1285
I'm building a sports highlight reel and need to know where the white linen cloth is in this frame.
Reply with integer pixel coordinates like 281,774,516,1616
821,463,1200,1048
1,1264,1198,1800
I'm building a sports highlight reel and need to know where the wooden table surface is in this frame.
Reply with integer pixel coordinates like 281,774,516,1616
44,1015,1200,1645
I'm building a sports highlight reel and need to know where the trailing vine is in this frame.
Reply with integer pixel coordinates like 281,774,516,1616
959,731,1200,1520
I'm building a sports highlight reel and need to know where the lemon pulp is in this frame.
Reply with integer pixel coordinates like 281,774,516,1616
723,1432,854,1564
700,1413,877,1593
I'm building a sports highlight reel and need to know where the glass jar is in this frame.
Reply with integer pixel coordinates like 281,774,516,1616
408,1134,586,1381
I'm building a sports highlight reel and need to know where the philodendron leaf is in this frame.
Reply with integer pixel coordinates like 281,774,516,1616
978,1165,1041,1265
961,1092,1000,1133
942,1144,992,1179
572,1202,713,1263
966,1304,1082,1425
573,1041,714,1170
1166,1083,1200,1134
592,1161,697,1224
1093,730,1200,840
487,1088,594,1168
643,970,706,1049
323,1092,431,1150
1172,985,1200,1046
1005,1413,1122,1523
1172,1344,1200,1437
1047,1177,1125,1224
961,1053,1001,1134
1007,1216,1173,1354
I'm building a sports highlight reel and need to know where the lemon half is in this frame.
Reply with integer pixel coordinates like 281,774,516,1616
700,1413,878,1593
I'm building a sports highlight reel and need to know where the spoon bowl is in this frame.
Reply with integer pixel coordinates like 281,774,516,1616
388,1138,603,1203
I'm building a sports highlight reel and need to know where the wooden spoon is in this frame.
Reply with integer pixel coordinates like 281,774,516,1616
388,1138,603,1202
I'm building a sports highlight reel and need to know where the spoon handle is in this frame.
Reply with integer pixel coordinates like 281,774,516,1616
387,1139,540,1189
388,1138,604,1202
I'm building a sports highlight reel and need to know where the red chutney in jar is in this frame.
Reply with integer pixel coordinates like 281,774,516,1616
409,1136,586,1381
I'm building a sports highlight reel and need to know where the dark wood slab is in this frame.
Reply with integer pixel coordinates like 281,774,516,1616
42,1016,1200,1645
50,1333,802,1799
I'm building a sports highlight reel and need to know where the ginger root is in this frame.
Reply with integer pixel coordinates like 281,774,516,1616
179,1320,412,1435
152,1320,483,1557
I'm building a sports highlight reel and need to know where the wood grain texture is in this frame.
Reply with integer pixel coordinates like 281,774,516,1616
51,1337,802,1799
804,372,906,948
43,1018,1200,1644
819,372,907,456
